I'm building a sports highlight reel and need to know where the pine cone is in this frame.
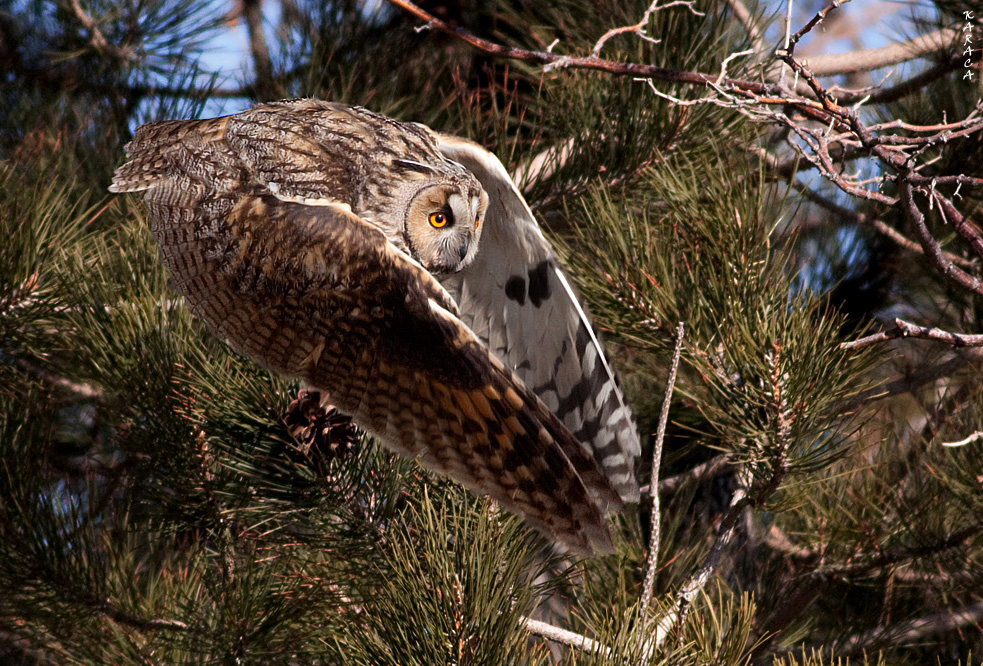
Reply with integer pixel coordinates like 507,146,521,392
283,389,360,461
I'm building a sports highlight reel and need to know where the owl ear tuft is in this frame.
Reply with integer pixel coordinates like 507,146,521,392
393,159,437,176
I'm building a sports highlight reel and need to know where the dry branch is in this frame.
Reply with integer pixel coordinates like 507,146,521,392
942,431,983,447
386,0,774,93
14,359,104,401
591,0,704,58
522,617,611,656
643,454,733,497
88,597,189,632
771,602,983,661
640,322,684,617
899,182,983,297
790,181,976,269
841,318,983,351
772,27,963,83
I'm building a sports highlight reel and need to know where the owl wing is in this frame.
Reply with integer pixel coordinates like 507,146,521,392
435,135,641,504
110,115,621,555
110,99,362,207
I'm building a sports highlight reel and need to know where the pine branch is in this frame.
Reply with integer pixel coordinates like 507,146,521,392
241,0,275,100
841,319,983,350
521,617,611,657
640,322,684,617
818,523,983,578
66,0,136,63
842,350,983,409
779,602,983,660
86,598,190,633
640,454,734,498
13,358,104,401
794,28,962,78
723,0,765,56
754,522,983,655
859,55,969,105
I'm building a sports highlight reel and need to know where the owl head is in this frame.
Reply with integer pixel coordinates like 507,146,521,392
392,159,489,275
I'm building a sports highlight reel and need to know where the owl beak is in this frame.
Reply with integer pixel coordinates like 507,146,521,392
458,236,470,261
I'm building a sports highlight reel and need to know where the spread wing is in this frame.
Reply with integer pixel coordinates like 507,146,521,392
110,114,621,555
435,135,641,503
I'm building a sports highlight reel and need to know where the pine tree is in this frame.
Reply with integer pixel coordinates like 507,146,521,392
1,0,981,663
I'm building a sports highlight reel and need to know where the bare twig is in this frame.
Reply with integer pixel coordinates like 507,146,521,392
640,322,685,617
781,0,793,61
88,597,189,632
386,0,774,94
790,181,976,269
840,318,983,351
522,617,611,656
781,0,853,58
935,192,983,261
386,0,978,144
591,0,703,58
942,431,983,447
899,181,983,297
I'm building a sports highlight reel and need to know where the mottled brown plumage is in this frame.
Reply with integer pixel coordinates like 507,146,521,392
110,99,636,554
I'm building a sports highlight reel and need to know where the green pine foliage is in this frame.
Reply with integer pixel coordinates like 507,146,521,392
2,0,982,663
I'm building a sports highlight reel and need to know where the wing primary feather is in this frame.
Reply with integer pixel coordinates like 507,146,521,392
551,267,628,424
435,134,641,503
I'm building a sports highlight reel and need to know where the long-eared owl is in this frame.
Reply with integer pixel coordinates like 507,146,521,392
110,99,639,555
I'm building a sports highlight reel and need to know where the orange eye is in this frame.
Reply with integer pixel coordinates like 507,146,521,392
474,216,480,231
429,212,448,228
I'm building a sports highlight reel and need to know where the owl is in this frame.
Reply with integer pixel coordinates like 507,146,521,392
109,99,639,555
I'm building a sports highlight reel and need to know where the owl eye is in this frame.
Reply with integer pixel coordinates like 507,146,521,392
474,216,480,231
429,212,449,228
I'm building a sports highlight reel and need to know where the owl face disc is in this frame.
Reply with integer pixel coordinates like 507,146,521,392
402,182,488,274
